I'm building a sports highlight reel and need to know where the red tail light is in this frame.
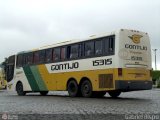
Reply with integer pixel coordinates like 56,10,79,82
118,68,122,76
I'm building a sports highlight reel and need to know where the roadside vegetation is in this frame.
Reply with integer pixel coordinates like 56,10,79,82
152,70,160,88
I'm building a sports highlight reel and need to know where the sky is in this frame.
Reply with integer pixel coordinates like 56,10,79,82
0,0,160,70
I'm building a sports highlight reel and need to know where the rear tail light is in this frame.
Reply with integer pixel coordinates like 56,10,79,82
118,68,123,76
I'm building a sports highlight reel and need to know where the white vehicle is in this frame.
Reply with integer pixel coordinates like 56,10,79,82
6,29,152,97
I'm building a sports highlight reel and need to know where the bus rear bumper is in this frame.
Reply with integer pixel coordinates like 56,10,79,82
115,80,152,92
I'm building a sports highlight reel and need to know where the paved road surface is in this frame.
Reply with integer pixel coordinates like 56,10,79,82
0,89,160,120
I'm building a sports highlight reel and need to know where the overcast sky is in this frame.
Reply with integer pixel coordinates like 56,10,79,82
0,0,160,69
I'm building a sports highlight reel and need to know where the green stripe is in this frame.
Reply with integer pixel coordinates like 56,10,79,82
30,66,47,91
23,66,40,91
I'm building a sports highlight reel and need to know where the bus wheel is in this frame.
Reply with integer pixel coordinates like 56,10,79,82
40,91,48,96
93,91,106,98
81,80,93,97
67,80,79,97
16,82,26,96
108,90,121,98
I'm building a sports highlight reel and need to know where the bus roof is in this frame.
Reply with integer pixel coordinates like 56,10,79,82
17,29,147,55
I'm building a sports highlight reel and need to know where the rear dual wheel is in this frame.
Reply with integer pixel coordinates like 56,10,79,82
67,80,81,97
68,79,108,98
67,79,93,97
80,80,93,98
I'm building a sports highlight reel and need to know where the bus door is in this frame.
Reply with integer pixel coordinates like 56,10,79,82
6,55,15,83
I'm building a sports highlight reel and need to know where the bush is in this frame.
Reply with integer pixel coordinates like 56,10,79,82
157,80,160,88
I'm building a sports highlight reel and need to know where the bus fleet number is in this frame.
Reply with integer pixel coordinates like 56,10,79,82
93,58,112,66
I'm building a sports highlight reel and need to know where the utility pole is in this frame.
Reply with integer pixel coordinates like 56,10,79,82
152,49,158,70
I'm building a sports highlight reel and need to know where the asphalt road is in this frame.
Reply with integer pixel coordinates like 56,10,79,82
0,89,160,120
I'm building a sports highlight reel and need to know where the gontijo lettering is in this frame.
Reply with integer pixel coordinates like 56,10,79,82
125,44,147,51
51,62,79,71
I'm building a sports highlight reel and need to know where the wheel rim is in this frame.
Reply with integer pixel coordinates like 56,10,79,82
81,81,92,97
83,84,90,95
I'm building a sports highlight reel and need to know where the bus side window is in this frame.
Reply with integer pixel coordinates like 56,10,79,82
108,37,115,55
84,41,94,57
33,51,39,64
25,53,33,65
53,48,60,62
60,47,66,60
78,43,83,57
23,54,26,66
95,40,102,55
70,44,78,59
104,36,115,55
67,46,71,59
45,48,52,63
16,54,23,67
39,50,46,63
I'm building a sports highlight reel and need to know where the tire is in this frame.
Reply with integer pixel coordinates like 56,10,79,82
108,90,121,98
67,80,79,97
93,91,106,98
16,82,26,96
40,91,48,96
81,80,93,98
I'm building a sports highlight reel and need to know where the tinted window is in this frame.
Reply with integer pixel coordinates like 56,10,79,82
95,40,102,55
53,48,60,61
78,43,83,57
45,49,52,63
33,51,39,64
17,54,23,67
67,46,71,59
70,44,79,59
85,41,94,57
61,47,66,60
109,37,115,54
39,50,45,63
25,53,33,65
104,36,115,55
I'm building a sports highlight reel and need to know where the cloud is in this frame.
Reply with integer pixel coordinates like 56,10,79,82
0,0,160,69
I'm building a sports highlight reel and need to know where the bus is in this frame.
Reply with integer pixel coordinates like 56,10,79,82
0,66,7,89
5,29,152,97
